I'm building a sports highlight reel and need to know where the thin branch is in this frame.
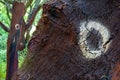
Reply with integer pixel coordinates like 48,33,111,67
0,21,10,32
5,0,13,4
0,1,5,5
34,0,41,7
6,7,11,21
26,0,34,8
5,1,12,12
1,1,12,21
26,5,41,28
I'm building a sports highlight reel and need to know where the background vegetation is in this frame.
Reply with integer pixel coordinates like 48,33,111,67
0,2,9,79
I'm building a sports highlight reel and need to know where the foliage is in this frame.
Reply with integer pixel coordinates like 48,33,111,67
0,2,9,79
18,48,27,68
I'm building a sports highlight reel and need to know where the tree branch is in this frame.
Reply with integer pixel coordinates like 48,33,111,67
5,0,13,4
0,1,5,5
1,1,12,20
26,5,41,28
26,0,34,8
6,7,11,21
0,21,10,32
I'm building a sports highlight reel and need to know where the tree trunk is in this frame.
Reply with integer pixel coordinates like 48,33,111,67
13,0,120,80
6,2,26,80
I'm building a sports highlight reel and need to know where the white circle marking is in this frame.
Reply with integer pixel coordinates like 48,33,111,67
78,21,111,59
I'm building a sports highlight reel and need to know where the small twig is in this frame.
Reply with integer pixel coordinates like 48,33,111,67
0,21,10,32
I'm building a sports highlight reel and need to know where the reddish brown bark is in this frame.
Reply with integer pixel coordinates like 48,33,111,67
5,1,42,80
13,0,120,80
6,2,26,80
112,62,120,80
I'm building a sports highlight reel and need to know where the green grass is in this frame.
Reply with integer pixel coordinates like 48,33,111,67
18,48,27,68
0,27,7,79
0,50,6,79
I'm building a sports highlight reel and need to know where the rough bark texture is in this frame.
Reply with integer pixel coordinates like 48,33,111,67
13,0,120,80
112,62,120,80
